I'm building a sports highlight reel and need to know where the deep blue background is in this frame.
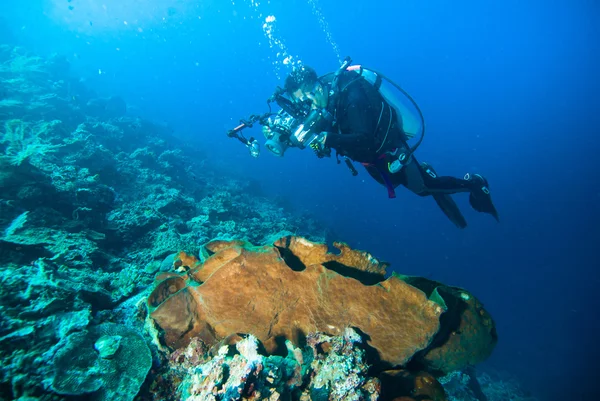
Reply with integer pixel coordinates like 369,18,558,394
3,0,599,399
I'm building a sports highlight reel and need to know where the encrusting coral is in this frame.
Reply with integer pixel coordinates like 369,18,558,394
145,235,498,400
147,236,495,401
148,236,445,368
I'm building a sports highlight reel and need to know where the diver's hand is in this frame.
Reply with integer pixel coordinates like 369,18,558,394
316,132,328,146
310,132,330,158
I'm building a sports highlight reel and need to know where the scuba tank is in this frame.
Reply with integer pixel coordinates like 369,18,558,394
322,58,426,166
346,65,420,141
344,64,425,158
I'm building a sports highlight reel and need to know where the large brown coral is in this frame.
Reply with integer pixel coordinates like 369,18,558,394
148,236,444,368
396,275,498,375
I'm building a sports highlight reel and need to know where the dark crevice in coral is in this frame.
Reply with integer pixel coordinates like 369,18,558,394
274,245,306,272
253,337,269,357
407,286,475,375
269,334,292,357
219,365,230,389
322,261,385,286
465,366,489,401
0,382,12,400
377,371,415,401
267,328,306,357
349,326,387,372
204,247,216,258
0,240,53,265
292,327,307,350
78,289,115,312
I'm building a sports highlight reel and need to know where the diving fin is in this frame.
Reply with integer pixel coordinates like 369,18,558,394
432,193,468,229
420,162,468,229
419,162,467,228
465,173,500,222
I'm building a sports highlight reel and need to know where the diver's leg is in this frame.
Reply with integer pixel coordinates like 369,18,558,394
419,162,468,228
385,144,469,194
419,161,500,222
385,145,500,222
394,157,468,227
396,156,427,194
419,163,472,194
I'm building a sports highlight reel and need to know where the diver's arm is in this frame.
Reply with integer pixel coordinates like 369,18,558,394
324,131,372,149
324,92,378,160
324,130,377,162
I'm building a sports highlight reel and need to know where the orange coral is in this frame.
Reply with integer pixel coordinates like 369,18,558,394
173,251,199,270
148,236,496,377
148,237,443,367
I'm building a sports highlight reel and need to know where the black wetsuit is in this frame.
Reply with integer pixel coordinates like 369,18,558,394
324,70,474,197
322,70,498,228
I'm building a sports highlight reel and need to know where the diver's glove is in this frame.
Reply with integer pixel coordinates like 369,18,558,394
262,125,272,139
310,132,330,158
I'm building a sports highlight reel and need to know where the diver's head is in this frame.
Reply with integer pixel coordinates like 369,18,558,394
284,65,328,109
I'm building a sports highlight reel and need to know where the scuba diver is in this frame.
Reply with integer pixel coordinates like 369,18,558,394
227,57,498,228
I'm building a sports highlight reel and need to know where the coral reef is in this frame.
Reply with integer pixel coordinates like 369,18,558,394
0,45,329,399
440,369,539,401
0,43,529,401
163,328,379,401
51,323,151,401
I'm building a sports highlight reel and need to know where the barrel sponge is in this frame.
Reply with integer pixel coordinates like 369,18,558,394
51,323,152,401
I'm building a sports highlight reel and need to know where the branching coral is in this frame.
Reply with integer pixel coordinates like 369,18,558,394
0,119,61,166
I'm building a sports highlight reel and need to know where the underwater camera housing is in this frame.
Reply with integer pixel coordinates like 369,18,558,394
263,109,301,156
289,107,333,149
264,107,333,156
225,89,310,158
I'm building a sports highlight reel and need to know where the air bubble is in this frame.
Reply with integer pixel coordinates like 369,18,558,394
236,0,340,78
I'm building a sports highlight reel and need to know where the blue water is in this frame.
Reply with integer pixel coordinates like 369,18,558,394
3,0,598,399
